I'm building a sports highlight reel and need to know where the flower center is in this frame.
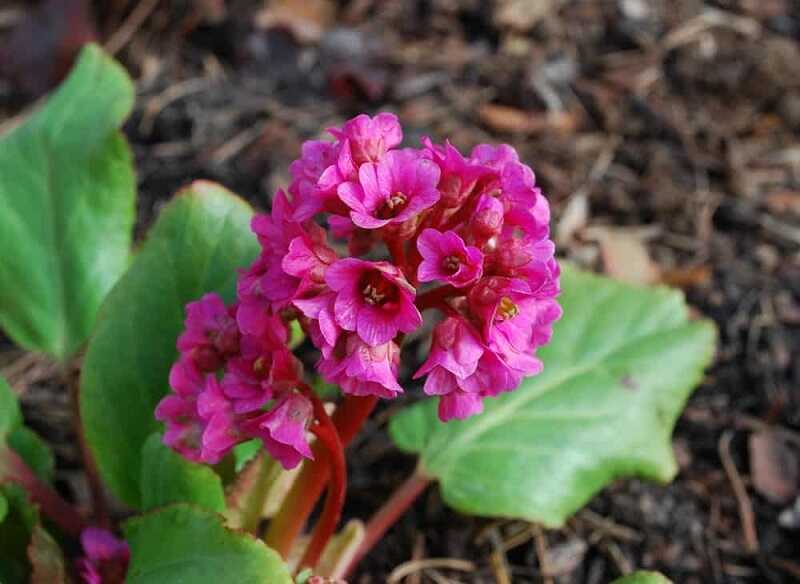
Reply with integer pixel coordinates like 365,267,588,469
359,270,398,306
497,296,519,321
377,192,408,219
442,255,461,274
253,356,271,378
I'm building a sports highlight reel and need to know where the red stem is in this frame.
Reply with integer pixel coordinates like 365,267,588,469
297,390,346,570
344,469,432,577
1,445,86,538
386,238,407,269
68,370,110,528
263,394,377,558
415,285,459,312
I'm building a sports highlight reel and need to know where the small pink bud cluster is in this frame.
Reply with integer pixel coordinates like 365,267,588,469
77,528,129,584
156,113,561,469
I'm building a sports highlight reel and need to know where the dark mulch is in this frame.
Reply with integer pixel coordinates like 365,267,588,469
1,1,799,582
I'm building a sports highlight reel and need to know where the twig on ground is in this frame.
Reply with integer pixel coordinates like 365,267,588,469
577,510,643,543
718,431,759,554
387,558,475,583
487,528,511,584
532,525,554,584
105,0,161,55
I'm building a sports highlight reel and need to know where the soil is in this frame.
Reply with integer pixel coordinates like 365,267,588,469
1,1,800,582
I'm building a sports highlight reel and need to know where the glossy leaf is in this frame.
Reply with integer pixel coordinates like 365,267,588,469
80,182,259,507
141,433,225,513
611,571,672,584
124,504,292,584
390,267,716,526
0,44,135,360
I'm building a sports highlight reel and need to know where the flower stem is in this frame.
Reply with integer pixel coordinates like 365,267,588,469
387,238,407,271
239,453,281,534
67,367,110,529
263,395,377,558
343,468,432,577
297,393,346,570
415,285,459,311
0,444,86,538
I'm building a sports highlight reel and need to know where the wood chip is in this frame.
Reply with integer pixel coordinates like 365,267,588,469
749,429,799,505
478,104,577,135
587,227,660,285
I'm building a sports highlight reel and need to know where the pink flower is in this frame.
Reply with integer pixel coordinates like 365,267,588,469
468,276,561,356
319,333,403,398
158,362,245,464
417,229,483,288
316,113,403,197
245,393,314,469
423,138,489,207
294,290,339,354
412,312,557,422
325,258,422,346
330,113,402,168
498,161,550,239
196,377,242,463
222,334,301,414
289,140,341,221
437,384,484,421
155,392,203,461
282,230,338,298
338,150,441,230
177,293,239,372
77,528,129,584
470,143,519,169
468,194,504,244
168,356,205,397
242,191,308,317
414,317,485,421
157,116,564,472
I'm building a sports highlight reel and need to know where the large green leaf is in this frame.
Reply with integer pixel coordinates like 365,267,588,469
0,377,55,483
141,433,225,513
390,267,716,526
80,182,260,507
124,504,292,584
611,571,672,584
0,44,135,360
7,427,55,483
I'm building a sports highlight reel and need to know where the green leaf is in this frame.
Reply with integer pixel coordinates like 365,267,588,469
80,181,260,507
611,571,673,584
389,266,716,526
8,427,55,483
0,44,135,360
0,485,38,584
233,440,261,473
123,504,292,584
0,376,55,483
0,376,22,439
141,433,225,513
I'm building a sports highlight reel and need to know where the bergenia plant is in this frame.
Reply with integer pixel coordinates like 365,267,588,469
0,46,715,584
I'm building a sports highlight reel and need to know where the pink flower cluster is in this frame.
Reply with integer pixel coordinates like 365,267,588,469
77,528,129,584
157,113,561,470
